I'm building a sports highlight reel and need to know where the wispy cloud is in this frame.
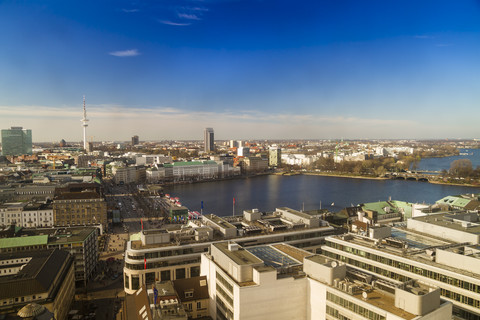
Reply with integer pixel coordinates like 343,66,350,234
178,13,201,20
122,8,139,13
186,7,209,12
158,20,191,26
0,104,426,141
435,43,453,47
414,35,434,39
108,49,141,57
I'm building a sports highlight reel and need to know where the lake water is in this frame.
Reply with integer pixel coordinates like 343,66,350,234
417,148,480,172
164,174,480,217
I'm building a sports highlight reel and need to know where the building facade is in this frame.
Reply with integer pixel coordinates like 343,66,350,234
321,225,480,319
201,241,452,320
204,128,214,153
1,127,32,156
123,208,336,294
268,146,281,167
131,135,139,146
0,249,75,320
0,227,99,285
53,192,107,231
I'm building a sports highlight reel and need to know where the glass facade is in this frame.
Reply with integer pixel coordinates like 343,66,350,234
1,127,32,156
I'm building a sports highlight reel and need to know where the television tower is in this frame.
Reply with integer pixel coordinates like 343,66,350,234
81,95,89,150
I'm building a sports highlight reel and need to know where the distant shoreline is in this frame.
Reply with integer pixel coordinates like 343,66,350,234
298,172,388,181
157,171,480,189
279,171,480,188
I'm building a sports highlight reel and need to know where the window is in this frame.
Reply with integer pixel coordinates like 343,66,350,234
124,274,130,290
191,266,200,277
131,276,140,290
176,268,186,279
197,301,202,309
145,272,155,284
185,290,194,298
161,270,171,281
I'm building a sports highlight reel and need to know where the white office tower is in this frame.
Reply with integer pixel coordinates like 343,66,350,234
229,140,238,148
237,147,250,157
80,95,89,150
204,128,214,152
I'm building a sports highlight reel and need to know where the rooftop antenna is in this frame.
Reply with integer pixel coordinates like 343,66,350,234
81,95,89,150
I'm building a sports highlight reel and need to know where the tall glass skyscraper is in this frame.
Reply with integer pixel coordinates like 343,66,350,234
204,128,214,153
1,127,32,156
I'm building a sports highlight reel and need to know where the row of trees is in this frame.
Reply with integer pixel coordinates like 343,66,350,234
312,156,411,177
445,159,480,179
306,155,479,183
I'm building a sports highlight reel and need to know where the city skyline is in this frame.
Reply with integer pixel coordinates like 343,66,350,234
1,1,480,141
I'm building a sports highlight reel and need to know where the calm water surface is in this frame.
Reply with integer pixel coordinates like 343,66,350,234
165,174,480,217
417,148,480,172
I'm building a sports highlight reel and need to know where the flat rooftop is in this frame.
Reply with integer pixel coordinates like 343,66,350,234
276,207,313,220
327,230,480,279
412,213,480,235
205,214,236,229
350,283,416,320
214,242,263,266
390,229,448,249
247,245,301,268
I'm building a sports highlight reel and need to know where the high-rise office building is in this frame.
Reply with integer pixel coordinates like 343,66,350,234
269,146,282,167
131,135,139,146
1,126,32,156
204,128,214,153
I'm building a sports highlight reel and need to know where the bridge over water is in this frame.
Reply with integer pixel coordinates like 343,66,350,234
386,172,441,182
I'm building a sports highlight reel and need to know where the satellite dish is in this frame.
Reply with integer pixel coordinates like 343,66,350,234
362,291,368,299
331,261,337,268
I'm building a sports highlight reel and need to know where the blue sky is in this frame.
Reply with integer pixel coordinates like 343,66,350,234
1,0,479,142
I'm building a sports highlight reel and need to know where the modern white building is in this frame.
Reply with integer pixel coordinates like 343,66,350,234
146,161,240,183
201,241,452,320
281,153,317,166
135,154,172,166
237,147,250,157
321,224,480,319
123,208,336,294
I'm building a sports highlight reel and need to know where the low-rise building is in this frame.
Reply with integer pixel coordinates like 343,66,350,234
172,276,209,319
238,157,268,174
0,226,99,285
0,249,75,320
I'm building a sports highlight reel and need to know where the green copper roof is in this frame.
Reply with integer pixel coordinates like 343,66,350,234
436,195,472,208
166,160,218,167
390,200,413,218
0,235,48,249
361,201,392,215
